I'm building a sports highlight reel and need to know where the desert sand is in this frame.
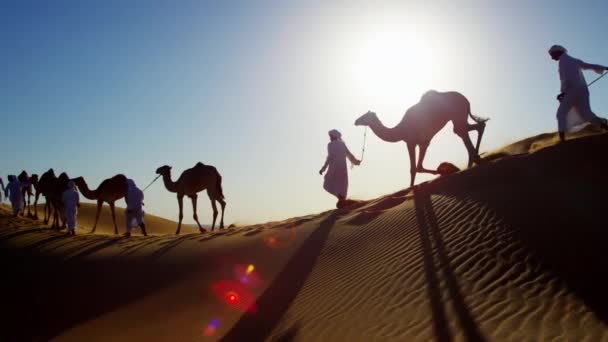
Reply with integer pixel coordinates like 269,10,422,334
1,129,607,341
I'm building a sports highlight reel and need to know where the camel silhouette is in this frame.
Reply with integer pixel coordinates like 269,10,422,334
72,174,128,235
355,90,488,187
156,162,226,234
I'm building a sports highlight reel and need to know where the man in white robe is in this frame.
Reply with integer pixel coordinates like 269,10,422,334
5,175,28,217
125,179,147,237
549,45,608,142
62,181,80,236
319,129,361,207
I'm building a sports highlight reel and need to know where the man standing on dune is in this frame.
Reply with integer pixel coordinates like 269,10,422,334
549,45,608,142
319,129,361,208
62,181,80,236
5,175,28,217
125,179,147,237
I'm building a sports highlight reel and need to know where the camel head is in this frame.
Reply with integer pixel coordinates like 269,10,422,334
156,165,172,176
354,110,378,127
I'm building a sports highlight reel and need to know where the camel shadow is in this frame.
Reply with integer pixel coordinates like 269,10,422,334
220,212,340,341
414,186,485,342
430,133,608,322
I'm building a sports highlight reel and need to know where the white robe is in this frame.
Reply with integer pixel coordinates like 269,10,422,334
320,140,358,199
556,53,607,132
62,189,79,231
6,180,27,215
126,184,144,232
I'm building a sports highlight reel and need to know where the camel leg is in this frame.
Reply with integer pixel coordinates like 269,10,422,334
27,192,32,217
468,122,486,155
176,194,184,235
459,132,480,167
209,198,219,231
218,199,226,229
109,202,119,235
416,143,439,175
44,199,50,224
407,142,417,188
33,191,40,220
91,200,103,233
191,195,207,233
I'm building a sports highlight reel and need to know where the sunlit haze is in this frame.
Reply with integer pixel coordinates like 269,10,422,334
2,0,608,225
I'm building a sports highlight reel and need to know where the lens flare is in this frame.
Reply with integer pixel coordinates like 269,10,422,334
226,292,238,304
234,264,262,288
211,280,256,313
263,225,297,250
203,319,219,337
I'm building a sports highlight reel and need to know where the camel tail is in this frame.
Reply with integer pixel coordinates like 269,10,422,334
216,173,225,200
468,112,489,124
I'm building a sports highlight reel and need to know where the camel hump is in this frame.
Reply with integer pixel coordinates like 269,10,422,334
195,162,206,167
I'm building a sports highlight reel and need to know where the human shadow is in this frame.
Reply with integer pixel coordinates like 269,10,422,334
220,211,340,342
414,185,485,342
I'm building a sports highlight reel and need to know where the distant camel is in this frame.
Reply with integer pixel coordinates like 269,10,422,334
355,90,488,187
37,169,57,224
72,174,128,235
50,172,70,229
156,162,226,234
18,171,35,217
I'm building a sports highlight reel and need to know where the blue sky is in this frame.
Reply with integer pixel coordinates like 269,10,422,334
2,0,607,225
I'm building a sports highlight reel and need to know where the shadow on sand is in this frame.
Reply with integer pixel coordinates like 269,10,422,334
0,226,206,341
431,133,608,323
414,185,486,342
220,211,340,341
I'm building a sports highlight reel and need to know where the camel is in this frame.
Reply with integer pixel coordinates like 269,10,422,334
37,169,57,224
49,172,70,229
17,171,36,217
355,90,488,187
156,162,226,234
72,174,128,235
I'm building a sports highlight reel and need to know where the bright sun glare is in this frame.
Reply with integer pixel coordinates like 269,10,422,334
350,29,437,105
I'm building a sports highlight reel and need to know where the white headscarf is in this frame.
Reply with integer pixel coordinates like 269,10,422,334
549,45,567,54
328,129,342,140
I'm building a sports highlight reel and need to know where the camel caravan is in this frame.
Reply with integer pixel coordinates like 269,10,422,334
2,162,226,236
4,90,487,235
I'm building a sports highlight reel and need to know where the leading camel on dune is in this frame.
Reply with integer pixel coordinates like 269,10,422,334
72,174,128,235
355,90,488,187
17,171,37,217
37,169,57,224
156,162,226,234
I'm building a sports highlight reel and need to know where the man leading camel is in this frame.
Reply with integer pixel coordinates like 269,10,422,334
549,45,608,142
125,179,147,237
62,181,80,236
319,129,361,208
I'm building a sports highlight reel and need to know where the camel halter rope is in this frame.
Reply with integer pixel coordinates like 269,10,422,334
352,127,367,169
360,126,368,162
142,174,161,192
587,71,608,88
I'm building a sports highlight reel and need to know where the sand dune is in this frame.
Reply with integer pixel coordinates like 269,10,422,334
1,131,608,341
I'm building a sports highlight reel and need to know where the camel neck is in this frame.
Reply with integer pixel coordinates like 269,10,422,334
161,173,178,193
369,118,404,143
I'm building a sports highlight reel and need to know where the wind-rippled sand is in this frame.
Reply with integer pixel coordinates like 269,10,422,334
1,129,607,341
